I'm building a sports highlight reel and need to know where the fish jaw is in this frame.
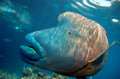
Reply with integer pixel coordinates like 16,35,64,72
20,45,48,68
20,45,41,61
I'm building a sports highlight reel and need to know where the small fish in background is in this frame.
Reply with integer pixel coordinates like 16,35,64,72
3,38,12,42
0,0,31,32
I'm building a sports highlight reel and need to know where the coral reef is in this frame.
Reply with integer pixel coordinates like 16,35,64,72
0,70,19,79
22,67,69,79
0,67,69,79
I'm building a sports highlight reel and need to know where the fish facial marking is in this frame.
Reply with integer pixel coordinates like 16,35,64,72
20,12,109,78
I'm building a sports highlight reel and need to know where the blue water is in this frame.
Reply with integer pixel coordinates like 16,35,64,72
0,0,120,79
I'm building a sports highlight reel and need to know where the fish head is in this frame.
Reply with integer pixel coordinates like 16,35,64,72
20,12,108,75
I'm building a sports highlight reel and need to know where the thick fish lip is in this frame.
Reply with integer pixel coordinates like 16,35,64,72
20,45,41,61
25,33,46,59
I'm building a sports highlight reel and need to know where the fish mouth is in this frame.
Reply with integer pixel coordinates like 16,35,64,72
20,33,46,61
20,45,40,61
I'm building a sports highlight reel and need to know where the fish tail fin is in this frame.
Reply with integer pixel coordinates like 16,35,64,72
76,77,87,79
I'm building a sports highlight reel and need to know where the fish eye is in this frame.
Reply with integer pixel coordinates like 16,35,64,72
66,31,71,36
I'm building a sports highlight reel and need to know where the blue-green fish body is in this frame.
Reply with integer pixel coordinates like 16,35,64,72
20,12,111,78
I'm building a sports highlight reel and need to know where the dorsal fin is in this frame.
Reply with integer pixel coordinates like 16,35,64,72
88,41,116,63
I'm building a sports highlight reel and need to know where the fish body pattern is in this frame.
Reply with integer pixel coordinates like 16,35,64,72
20,12,109,78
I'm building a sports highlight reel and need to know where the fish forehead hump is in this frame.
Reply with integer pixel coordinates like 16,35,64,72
58,12,108,60
30,12,108,73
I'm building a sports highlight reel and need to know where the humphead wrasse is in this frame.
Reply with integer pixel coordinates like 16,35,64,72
20,12,115,79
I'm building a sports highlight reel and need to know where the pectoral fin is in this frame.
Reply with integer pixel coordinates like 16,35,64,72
88,41,116,67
